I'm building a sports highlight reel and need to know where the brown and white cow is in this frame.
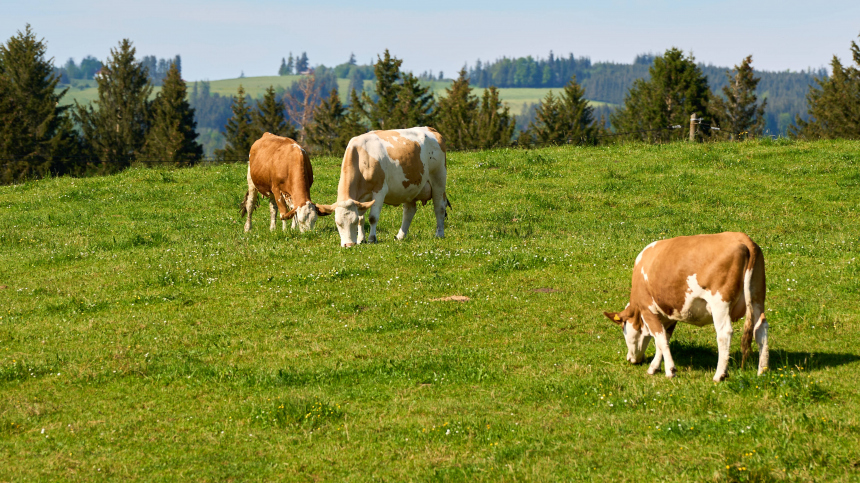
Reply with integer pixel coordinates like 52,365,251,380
603,232,769,382
317,127,449,247
241,133,328,233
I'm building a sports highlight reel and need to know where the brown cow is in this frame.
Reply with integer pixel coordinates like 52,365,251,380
603,232,769,381
241,133,328,232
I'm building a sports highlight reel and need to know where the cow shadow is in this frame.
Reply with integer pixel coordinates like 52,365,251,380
664,340,860,371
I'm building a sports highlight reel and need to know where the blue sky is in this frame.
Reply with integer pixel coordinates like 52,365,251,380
3,0,859,81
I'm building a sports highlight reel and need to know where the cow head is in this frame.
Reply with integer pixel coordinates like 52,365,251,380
316,199,375,247
604,309,652,364
281,201,328,233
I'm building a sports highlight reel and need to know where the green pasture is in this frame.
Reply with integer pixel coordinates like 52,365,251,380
1,140,859,481
57,75,611,115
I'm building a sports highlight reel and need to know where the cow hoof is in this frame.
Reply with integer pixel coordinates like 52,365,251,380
646,368,658,376
713,373,728,382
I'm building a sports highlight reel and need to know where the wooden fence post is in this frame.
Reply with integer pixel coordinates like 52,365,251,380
689,113,697,141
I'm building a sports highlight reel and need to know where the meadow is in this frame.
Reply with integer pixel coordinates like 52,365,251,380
1,140,859,481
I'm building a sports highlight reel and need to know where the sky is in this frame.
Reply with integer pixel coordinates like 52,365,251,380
2,0,859,81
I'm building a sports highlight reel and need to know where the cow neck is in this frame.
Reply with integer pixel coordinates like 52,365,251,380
338,145,361,202
287,154,313,207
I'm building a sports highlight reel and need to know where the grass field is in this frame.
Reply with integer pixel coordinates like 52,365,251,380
1,140,859,481
57,76,612,116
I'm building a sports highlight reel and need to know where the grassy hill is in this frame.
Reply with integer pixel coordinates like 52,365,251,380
1,140,858,480
58,75,611,115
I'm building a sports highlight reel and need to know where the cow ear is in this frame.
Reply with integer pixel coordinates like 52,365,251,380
355,200,375,212
603,311,624,326
281,207,298,220
316,203,335,216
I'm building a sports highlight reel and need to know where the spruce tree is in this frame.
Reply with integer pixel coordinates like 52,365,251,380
0,25,82,183
74,39,152,172
475,86,515,149
528,90,564,145
711,56,767,140
611,48,711,142
278,58,288,76
252,86,296,139
363,49,403,129
396,72,436,128
215,85,254,162
436,68,478,150
558,75,598,145
296,52,309,73
791,34,860,139
140,62,202,166
339,89,367,144
305,88,346,153
286,53,294,75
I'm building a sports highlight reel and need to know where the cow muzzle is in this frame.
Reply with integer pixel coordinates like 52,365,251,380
343,242,356,248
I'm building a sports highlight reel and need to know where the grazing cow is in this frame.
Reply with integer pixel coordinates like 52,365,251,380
317,127,449,247
603,232,769,382
241,133,328,232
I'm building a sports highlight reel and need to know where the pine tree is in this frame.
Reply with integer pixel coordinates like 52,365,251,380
74,39,152,172
528,90,564,145
339,89,367,144
296,52,309,73
791,34,860,139
215,85,254,162
711,56,767,140
436,68,478,150
363,49,403,130
252,86,295,139
305,88,346,153
475,86,515,149
286,53,294,75
140,62,202,166
0,24,82,183
278,57,288,76
395,72,436,128
611,48,711,142
557,75,598,145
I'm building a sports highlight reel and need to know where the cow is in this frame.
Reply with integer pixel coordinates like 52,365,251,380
316,127,450,247
603,232,769,382
240,133,328,233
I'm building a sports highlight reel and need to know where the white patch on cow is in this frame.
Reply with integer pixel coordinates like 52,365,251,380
670,274,727,327
641,268,648,281
635,241,659,266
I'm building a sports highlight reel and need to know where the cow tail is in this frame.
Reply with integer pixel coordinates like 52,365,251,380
740,241,761,369
239,190,250,217
239,189,258,217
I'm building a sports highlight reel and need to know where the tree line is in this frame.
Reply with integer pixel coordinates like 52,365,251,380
2,24,859,185
0,27,201,183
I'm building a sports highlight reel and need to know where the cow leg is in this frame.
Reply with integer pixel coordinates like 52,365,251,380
754,310,769,375
429,171,447,238
357,214,366,244
643,322,677,377
366,190,387,244
712,303,734,382
396,201,417,240
268,198,278,231
244,167,257,232
647,344,663,376
270,187,291,231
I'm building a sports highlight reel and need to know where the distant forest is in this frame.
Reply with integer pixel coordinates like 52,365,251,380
56,54,182,86
139,51,830,154
467,52,825,135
